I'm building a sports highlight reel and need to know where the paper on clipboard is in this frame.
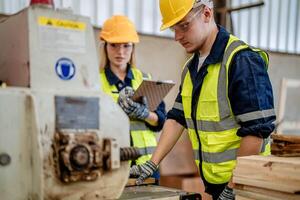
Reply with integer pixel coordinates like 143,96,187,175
132,79,175,111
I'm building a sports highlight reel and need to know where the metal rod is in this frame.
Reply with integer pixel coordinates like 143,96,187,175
120,147,141,161
285,0,291,52
152,0,158,34
77,0,81,13
257,1,262,47
237,0,241,37
109,0,114,17
267,0,272,49
124,0,129,16
276,0,282,51
216,0,264,13
295,0,300,53
58,0,63,8
136,0,143,31
229,0,234,34
93,0,98,26
248,0,252,44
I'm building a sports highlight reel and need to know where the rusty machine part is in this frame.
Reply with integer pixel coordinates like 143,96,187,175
120,147,141,161
53,132,117,183
0,153,11,166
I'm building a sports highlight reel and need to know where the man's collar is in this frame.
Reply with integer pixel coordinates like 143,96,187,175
202,25,230,65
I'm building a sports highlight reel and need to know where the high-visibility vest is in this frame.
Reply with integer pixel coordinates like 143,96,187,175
100,67,157,165
180,35,272,184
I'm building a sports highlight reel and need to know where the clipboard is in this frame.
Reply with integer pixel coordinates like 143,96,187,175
132,79,175,111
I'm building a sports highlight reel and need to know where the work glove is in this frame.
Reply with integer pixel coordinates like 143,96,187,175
118,87,150,120
126,96,150,120
118,86,135,115
217,186,235,200
130,160,158,185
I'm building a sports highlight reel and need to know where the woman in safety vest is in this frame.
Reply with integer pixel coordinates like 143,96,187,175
99,15,166,182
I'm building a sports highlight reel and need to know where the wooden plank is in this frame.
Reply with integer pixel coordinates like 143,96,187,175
236,195,255,200
235,155,300,169
233,176,300,193
272,134,300,143
234,156,300,181
233,155,300,193
235,184,300,200
237,155,300,163
126,178,156,186
271,135,300,156
271,149,300,157
272,143,300,149
234,163,300,181
235,189,283,200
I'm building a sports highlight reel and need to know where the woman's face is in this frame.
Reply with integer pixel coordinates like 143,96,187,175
106,43,133,69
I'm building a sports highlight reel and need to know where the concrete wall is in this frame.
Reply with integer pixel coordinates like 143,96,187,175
269,52,300,108
135,35,187,111
268,52,300,134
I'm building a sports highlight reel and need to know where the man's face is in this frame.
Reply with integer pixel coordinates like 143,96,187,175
171,6,211,53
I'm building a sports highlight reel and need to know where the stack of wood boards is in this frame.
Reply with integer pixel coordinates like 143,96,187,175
271,134,300,156
233,155,300,200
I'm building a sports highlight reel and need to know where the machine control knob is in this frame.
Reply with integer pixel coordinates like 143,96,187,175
0,153,11,166
70,145,90,170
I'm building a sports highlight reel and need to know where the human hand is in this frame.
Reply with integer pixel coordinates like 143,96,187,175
130,160,158,185
127,96,149,120
118,86,135,115
217,186,235,200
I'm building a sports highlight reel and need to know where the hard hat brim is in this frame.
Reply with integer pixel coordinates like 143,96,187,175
100,36,139,44
160,2,193,31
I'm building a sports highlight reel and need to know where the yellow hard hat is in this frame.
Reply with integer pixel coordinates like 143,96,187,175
159,0,213,30
100,15,139,43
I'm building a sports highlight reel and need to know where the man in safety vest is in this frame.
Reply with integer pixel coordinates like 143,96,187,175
129,0,276,199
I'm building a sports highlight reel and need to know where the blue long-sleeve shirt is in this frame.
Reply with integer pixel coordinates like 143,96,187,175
105,66,166,132
167,26,275,138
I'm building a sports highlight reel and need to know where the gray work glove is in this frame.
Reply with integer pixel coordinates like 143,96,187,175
126,96,150,120
118,87,150,120
217,186,235,200
118,86,135,115
130,160,158,185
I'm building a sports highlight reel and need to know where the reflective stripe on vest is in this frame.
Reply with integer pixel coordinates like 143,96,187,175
100,68,157,165
181,35,271,184
130,121,148,131
137,146,156,155
173,102,183,111
235,109,275,122
193,137,270,163
186,118,240,132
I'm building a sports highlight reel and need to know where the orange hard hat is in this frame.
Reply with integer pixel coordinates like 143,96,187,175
100,15,139,43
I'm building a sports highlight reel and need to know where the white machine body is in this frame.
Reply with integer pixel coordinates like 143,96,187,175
0,5,130,200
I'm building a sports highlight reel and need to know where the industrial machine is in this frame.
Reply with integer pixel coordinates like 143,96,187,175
0,1,201,200
0,1,135,199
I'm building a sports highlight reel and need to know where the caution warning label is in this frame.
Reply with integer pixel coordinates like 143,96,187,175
38,16,86,31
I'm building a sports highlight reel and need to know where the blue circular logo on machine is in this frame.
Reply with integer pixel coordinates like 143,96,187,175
55,58,76,80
